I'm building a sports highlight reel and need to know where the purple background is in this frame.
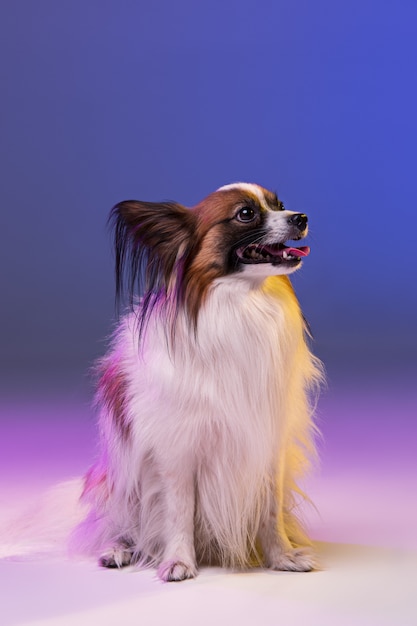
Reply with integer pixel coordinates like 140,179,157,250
1,2,416,424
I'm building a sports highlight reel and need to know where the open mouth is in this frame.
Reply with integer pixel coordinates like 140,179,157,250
235,242,310,265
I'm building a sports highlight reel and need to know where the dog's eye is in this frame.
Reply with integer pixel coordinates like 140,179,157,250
236,207,256,222
278,201,285,211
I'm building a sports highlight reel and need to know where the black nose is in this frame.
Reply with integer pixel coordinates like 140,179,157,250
288,213,308,231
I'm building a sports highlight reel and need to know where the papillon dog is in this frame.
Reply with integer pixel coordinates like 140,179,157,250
71,182,323,582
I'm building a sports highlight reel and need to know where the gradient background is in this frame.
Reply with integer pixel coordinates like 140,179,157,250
0,0,417,626
1,0,417,384
1,2,417,623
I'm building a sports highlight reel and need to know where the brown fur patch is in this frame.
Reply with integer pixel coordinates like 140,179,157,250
183,186,276,324
194,187,265,221
98,357,132,442
262,188,282,210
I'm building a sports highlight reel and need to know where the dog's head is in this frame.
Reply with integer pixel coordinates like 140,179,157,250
192,182,309,279
110,183,309,324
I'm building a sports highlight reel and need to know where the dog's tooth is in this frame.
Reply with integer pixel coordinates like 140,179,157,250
283,251,288,259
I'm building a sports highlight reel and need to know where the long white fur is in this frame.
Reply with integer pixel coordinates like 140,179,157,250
72,235,323,581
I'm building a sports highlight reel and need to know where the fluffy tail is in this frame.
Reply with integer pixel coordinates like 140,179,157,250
0,479,85,560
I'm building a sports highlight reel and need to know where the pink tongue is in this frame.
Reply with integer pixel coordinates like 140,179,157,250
286,245,310,257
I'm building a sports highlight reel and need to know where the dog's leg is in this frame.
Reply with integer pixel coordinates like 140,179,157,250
157,467,197,582
258,469,315,572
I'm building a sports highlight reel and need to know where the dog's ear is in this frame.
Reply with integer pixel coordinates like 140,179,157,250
109,200,196,308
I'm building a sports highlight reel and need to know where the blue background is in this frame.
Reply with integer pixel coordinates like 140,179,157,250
1,0,416,389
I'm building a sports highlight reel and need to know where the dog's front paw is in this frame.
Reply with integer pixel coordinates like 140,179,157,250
157,559,197,582
99,547,134,569
268,547,316,572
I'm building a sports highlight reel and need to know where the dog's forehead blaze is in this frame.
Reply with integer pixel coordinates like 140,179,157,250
218,184,281,212
195,186,273,222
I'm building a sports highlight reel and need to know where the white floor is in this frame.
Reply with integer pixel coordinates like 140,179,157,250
1,378,416,626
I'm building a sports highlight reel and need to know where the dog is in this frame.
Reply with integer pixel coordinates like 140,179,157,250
71,182,323,582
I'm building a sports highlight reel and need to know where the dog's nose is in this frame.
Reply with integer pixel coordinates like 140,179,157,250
288,213,308,231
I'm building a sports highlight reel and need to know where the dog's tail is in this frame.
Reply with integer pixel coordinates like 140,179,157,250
0,478,86,561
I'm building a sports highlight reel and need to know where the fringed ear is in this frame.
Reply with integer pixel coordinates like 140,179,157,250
108,200,196,310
